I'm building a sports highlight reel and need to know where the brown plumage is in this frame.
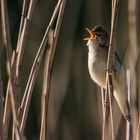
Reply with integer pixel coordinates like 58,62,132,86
86,25,131,122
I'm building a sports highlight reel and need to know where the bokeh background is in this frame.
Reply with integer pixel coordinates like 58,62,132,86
0,0,140,139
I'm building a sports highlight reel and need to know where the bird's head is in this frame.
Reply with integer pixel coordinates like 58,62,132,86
84,25,109,48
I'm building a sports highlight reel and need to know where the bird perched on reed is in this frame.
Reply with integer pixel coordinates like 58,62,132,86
84,25,131,122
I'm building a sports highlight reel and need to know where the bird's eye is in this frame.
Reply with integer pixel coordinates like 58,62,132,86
95,32,103,37
97,33,102,37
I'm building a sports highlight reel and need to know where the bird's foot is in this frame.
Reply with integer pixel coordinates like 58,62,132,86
125,114,131,123
104,101,110,109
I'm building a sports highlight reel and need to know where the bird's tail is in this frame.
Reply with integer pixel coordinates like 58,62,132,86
114,90,131,122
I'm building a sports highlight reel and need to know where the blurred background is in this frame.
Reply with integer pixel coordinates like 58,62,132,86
0,0,140,139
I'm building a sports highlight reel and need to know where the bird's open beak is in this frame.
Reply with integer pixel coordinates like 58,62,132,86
84,28,96,40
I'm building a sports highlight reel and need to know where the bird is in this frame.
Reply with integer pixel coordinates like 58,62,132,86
84,25,131,122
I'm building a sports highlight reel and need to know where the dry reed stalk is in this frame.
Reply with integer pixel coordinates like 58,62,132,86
103,0,119,140
101,88,105,122
9,82,20,140
1,0,36,138
40,49,50,140
0,63,4,140
19,0,63,120
39,1,67,139
126,70,132,140
19,0,64,135
3,0,37,133
16,0,37,117
17,0,29,44
103,85,110,140
128,0,139,139
3,63,18,140
16,0,37,77
136,115,140,140
0,1,12,134
7,52,21,140
0,0,20,139
2,0,37,138
101,87,108,140
0,0,12,59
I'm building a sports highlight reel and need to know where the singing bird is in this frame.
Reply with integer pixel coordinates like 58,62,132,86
85,25,131,122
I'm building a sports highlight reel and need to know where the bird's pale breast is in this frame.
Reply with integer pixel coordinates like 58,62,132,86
88,52,106,88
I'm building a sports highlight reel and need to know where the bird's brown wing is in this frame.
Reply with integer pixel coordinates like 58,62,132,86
114,52,122,72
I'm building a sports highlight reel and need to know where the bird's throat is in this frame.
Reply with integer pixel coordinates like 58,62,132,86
88,43,98,62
